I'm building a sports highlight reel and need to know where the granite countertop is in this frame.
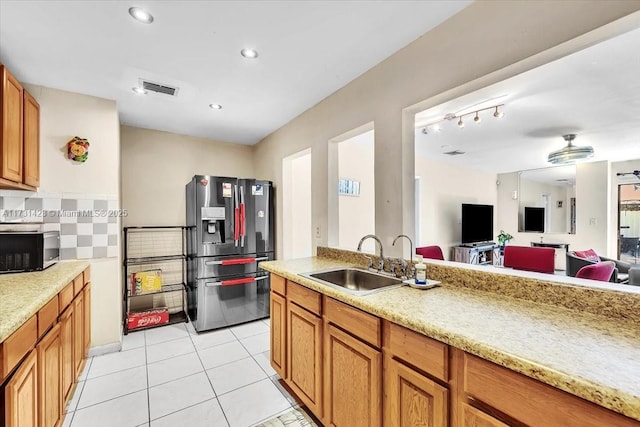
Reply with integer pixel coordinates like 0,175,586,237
260,256,640,422
0,261,89,342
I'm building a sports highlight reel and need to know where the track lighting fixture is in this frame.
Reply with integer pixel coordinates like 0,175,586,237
420,104,503,135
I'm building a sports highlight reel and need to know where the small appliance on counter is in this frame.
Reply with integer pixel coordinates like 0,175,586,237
186,175,274,332
0,223,60,273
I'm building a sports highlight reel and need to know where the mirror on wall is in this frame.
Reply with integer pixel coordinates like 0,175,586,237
518,165,576,234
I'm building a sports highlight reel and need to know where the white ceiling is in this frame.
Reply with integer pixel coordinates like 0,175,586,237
0,0,469,145
414,26,640,174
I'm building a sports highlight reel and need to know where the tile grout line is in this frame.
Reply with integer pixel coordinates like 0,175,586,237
144,329,151,426
65,355,93,426
185,323,232,427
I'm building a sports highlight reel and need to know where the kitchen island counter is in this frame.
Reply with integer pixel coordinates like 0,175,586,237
260,254,640,422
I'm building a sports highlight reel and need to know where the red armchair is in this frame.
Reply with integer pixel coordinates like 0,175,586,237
575,261,616,282
416,246,444,260
503,245,555,274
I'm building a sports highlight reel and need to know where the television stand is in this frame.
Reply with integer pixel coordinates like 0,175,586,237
453,244,500,265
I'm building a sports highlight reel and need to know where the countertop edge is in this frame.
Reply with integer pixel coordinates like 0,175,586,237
260,259,640,422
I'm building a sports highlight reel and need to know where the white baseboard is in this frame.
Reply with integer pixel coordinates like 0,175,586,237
87,341,122,357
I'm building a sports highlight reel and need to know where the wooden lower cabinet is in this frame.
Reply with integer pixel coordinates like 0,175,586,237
37,324,62,427
384,356,448,427
324,323,381,427
287,302,322,416
270,291,286,378
72,293,84,378
59,304,74,402
83,283,91,357
4,350,38,427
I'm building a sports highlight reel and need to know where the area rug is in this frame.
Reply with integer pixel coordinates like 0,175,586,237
254,407,319,427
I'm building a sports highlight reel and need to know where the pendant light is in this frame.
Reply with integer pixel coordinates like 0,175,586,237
547,134,594,164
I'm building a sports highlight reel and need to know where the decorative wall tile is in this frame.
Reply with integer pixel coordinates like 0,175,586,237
77,235,93,247
77,247,93,259
77,223,93,235
0,192,120,261
93,247,108,258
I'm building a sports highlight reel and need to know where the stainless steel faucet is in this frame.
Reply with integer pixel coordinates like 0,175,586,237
392,234,413,260
357,234,384,271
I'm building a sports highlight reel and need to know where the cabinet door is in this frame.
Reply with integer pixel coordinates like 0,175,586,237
384,357,448,427
38,323,62,427
83,283,91,357
22,89,39,187
324,324,381,427
270,291,286,378
462,404,509,427
287,302,322,416
4,350,38,427
73,293,84,378
59,305,74,402
1,65,24,183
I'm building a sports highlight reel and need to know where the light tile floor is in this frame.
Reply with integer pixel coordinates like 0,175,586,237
63,318,299,427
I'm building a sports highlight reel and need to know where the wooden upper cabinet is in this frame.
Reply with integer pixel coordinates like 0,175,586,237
22,89,40,187
1,64,24,184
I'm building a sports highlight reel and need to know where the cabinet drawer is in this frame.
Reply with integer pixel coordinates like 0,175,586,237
84,267,91,284
384,321,448,382
1,315,37,380
464,353,638,427
58,281,74,313
73,273,84,296
271,273,286,296
288,281,321,315
324,296,381,348
37,296,59,338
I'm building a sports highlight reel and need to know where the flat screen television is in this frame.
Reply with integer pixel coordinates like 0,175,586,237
524,207,545,232
461,203,494,245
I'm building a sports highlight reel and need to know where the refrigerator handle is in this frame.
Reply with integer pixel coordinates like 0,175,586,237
240,185,246,247
204,276,268,287
234,184,239,246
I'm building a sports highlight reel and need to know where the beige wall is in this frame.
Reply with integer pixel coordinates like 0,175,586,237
415,155,497,260
338,130,375,253
282,149,312,258
252,1,640,259
24,85,121,348
120,126,255,227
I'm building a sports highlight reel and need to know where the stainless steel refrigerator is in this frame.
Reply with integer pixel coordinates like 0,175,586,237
186,175,274,332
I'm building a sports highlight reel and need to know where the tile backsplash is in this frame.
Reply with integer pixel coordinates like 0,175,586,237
0,191,119,260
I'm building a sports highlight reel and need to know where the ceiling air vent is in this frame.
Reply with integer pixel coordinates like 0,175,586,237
444,150,465,156
139,79,179,96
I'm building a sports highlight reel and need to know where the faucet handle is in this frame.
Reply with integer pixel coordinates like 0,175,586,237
377,258,385,272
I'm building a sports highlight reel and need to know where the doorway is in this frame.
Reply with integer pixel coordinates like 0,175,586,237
617,183,640,264
282,149,312,259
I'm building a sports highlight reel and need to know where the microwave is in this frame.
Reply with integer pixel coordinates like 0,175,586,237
0,231,60,273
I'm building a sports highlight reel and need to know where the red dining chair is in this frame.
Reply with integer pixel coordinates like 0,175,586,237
416,246,445,260
575,261,616,282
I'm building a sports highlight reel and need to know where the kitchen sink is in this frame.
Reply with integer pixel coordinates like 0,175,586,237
300,267,404,296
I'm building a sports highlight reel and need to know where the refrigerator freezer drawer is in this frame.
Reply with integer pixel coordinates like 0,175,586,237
194,274,270,331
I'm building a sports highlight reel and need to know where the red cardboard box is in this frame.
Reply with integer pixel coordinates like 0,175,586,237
128,308,169,330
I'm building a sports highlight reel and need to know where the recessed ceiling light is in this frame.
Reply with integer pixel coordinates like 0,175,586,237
129,7,154,24
209,104,222,110
240,48,258,59
132,87,147,94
